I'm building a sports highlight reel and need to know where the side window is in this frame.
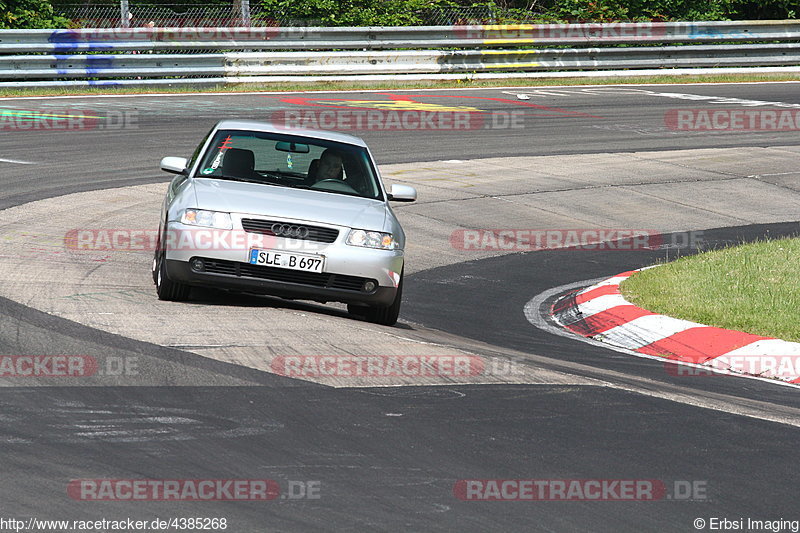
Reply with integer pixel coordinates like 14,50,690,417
186,126,215,174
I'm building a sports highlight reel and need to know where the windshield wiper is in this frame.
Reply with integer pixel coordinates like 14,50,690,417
207,174,264,184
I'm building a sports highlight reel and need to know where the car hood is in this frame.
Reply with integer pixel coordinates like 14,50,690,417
191,178,388,230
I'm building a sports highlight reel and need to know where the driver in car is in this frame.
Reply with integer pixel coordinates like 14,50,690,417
316,149,343,181
310,149,368,196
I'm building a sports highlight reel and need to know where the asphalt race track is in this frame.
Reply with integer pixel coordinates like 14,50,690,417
0,83,799,531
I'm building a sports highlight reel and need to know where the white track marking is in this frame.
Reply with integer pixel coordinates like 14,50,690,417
575,294,631,318
600,315,700,349
504,86,800,109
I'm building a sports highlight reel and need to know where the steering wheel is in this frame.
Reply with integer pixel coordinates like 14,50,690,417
311,179,359,194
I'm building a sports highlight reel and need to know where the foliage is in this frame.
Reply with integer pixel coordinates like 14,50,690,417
0,0,70,28
258,0,458,26
259,0,798,23
2,0,796,28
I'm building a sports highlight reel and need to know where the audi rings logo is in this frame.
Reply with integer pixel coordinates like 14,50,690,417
271,223,310,239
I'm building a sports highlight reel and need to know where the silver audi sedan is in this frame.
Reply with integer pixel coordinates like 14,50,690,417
152,120,416,326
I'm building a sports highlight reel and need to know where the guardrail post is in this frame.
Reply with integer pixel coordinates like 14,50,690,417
120,0,130,28
234,0,251,27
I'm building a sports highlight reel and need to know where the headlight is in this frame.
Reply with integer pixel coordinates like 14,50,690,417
180,209,233,230
346,229,396,250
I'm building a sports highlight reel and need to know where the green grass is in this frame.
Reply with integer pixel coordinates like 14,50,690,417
0,72,798,98
620,237,800,342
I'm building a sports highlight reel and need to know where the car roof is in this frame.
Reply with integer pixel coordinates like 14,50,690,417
214,120,368,148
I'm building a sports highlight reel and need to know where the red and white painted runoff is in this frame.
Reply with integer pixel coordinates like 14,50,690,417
551,270,800,384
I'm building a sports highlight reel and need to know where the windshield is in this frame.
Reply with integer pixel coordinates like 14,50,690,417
195,129,383,200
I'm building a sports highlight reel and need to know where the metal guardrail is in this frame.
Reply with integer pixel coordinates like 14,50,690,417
3,21,800,51
0,21,799,87
3,44,800,79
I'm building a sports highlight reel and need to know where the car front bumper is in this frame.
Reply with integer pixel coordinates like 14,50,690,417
163,222,403,306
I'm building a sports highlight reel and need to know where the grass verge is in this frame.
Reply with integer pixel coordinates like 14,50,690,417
0,72,798,98
620,237,800,342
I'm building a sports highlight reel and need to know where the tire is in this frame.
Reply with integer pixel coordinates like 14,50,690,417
152,220,166,285
347,303,367,317
155,254,190,301
353,273,403,326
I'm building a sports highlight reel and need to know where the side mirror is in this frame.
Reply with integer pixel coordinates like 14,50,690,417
160,156,188,175
388,184,417,202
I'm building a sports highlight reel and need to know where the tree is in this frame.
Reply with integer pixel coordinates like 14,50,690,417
0,0,70,28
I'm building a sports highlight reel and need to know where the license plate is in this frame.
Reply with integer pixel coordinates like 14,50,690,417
248,249,325,273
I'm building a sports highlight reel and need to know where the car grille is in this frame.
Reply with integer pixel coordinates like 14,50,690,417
240,218,339,244
199,258,371,292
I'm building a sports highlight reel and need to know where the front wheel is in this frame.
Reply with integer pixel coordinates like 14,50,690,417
349,273,403,326
155,255,190,301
